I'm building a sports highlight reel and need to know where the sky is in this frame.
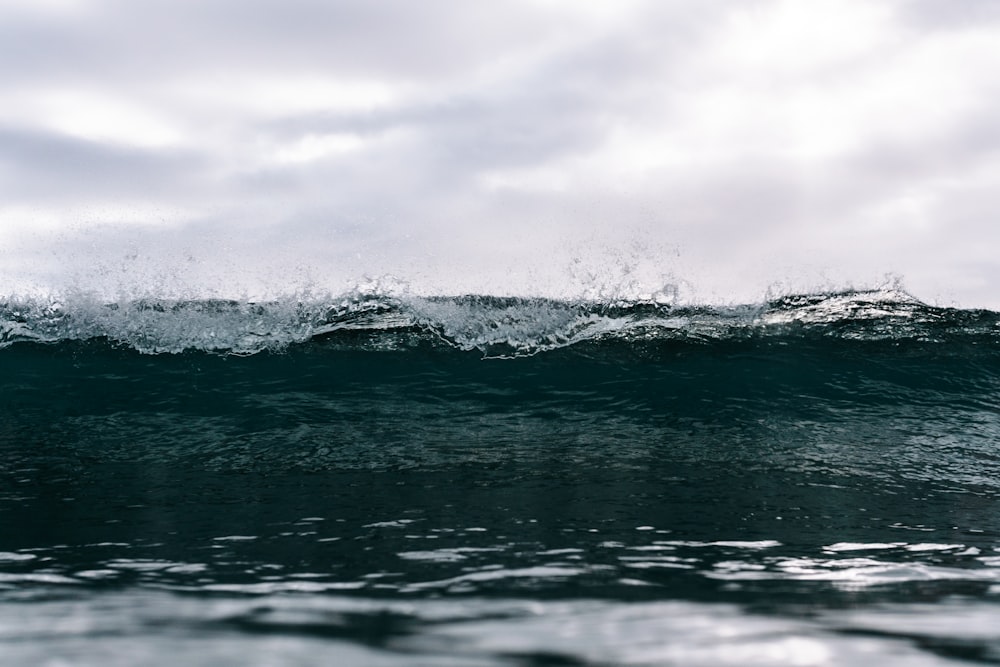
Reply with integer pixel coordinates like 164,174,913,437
1,0,999,307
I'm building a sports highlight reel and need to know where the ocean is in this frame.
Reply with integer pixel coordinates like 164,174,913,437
1,287,999,665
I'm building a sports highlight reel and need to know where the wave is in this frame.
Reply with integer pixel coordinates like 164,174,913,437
1,286,998,356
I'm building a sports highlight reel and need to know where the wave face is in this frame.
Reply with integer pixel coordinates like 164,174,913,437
3,287,998,356
2,287,1000,665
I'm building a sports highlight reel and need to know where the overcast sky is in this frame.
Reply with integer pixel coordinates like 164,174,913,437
1,0,998,307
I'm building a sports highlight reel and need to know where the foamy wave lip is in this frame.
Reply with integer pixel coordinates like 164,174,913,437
0,282,413,354
401,295,692,357
760,286,926,325
0,295,322,354
1,282,998,355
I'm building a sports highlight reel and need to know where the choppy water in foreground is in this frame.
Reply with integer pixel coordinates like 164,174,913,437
2,289,1000,665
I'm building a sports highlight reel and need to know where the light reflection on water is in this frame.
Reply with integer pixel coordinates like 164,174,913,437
0,590,995,666
6,528,1000,596
2,532,1000,664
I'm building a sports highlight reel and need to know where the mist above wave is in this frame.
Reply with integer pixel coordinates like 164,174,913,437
1,284,997,356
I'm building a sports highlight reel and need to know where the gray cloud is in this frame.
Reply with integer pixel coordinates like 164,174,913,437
900,0,1000,28
1,0,998,307
0,1,574,84
0,126,207,200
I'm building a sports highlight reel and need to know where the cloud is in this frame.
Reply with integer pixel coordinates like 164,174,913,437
900,0,1000,28
1,0,999,307
0,126,207,201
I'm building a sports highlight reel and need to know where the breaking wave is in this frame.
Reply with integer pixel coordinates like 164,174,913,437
2,285,998,356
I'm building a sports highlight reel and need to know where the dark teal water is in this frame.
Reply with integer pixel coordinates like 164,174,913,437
2,290,1000,665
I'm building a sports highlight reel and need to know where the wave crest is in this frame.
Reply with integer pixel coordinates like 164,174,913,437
1,287,997,356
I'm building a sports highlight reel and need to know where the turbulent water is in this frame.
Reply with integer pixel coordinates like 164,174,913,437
2,287,1000,665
